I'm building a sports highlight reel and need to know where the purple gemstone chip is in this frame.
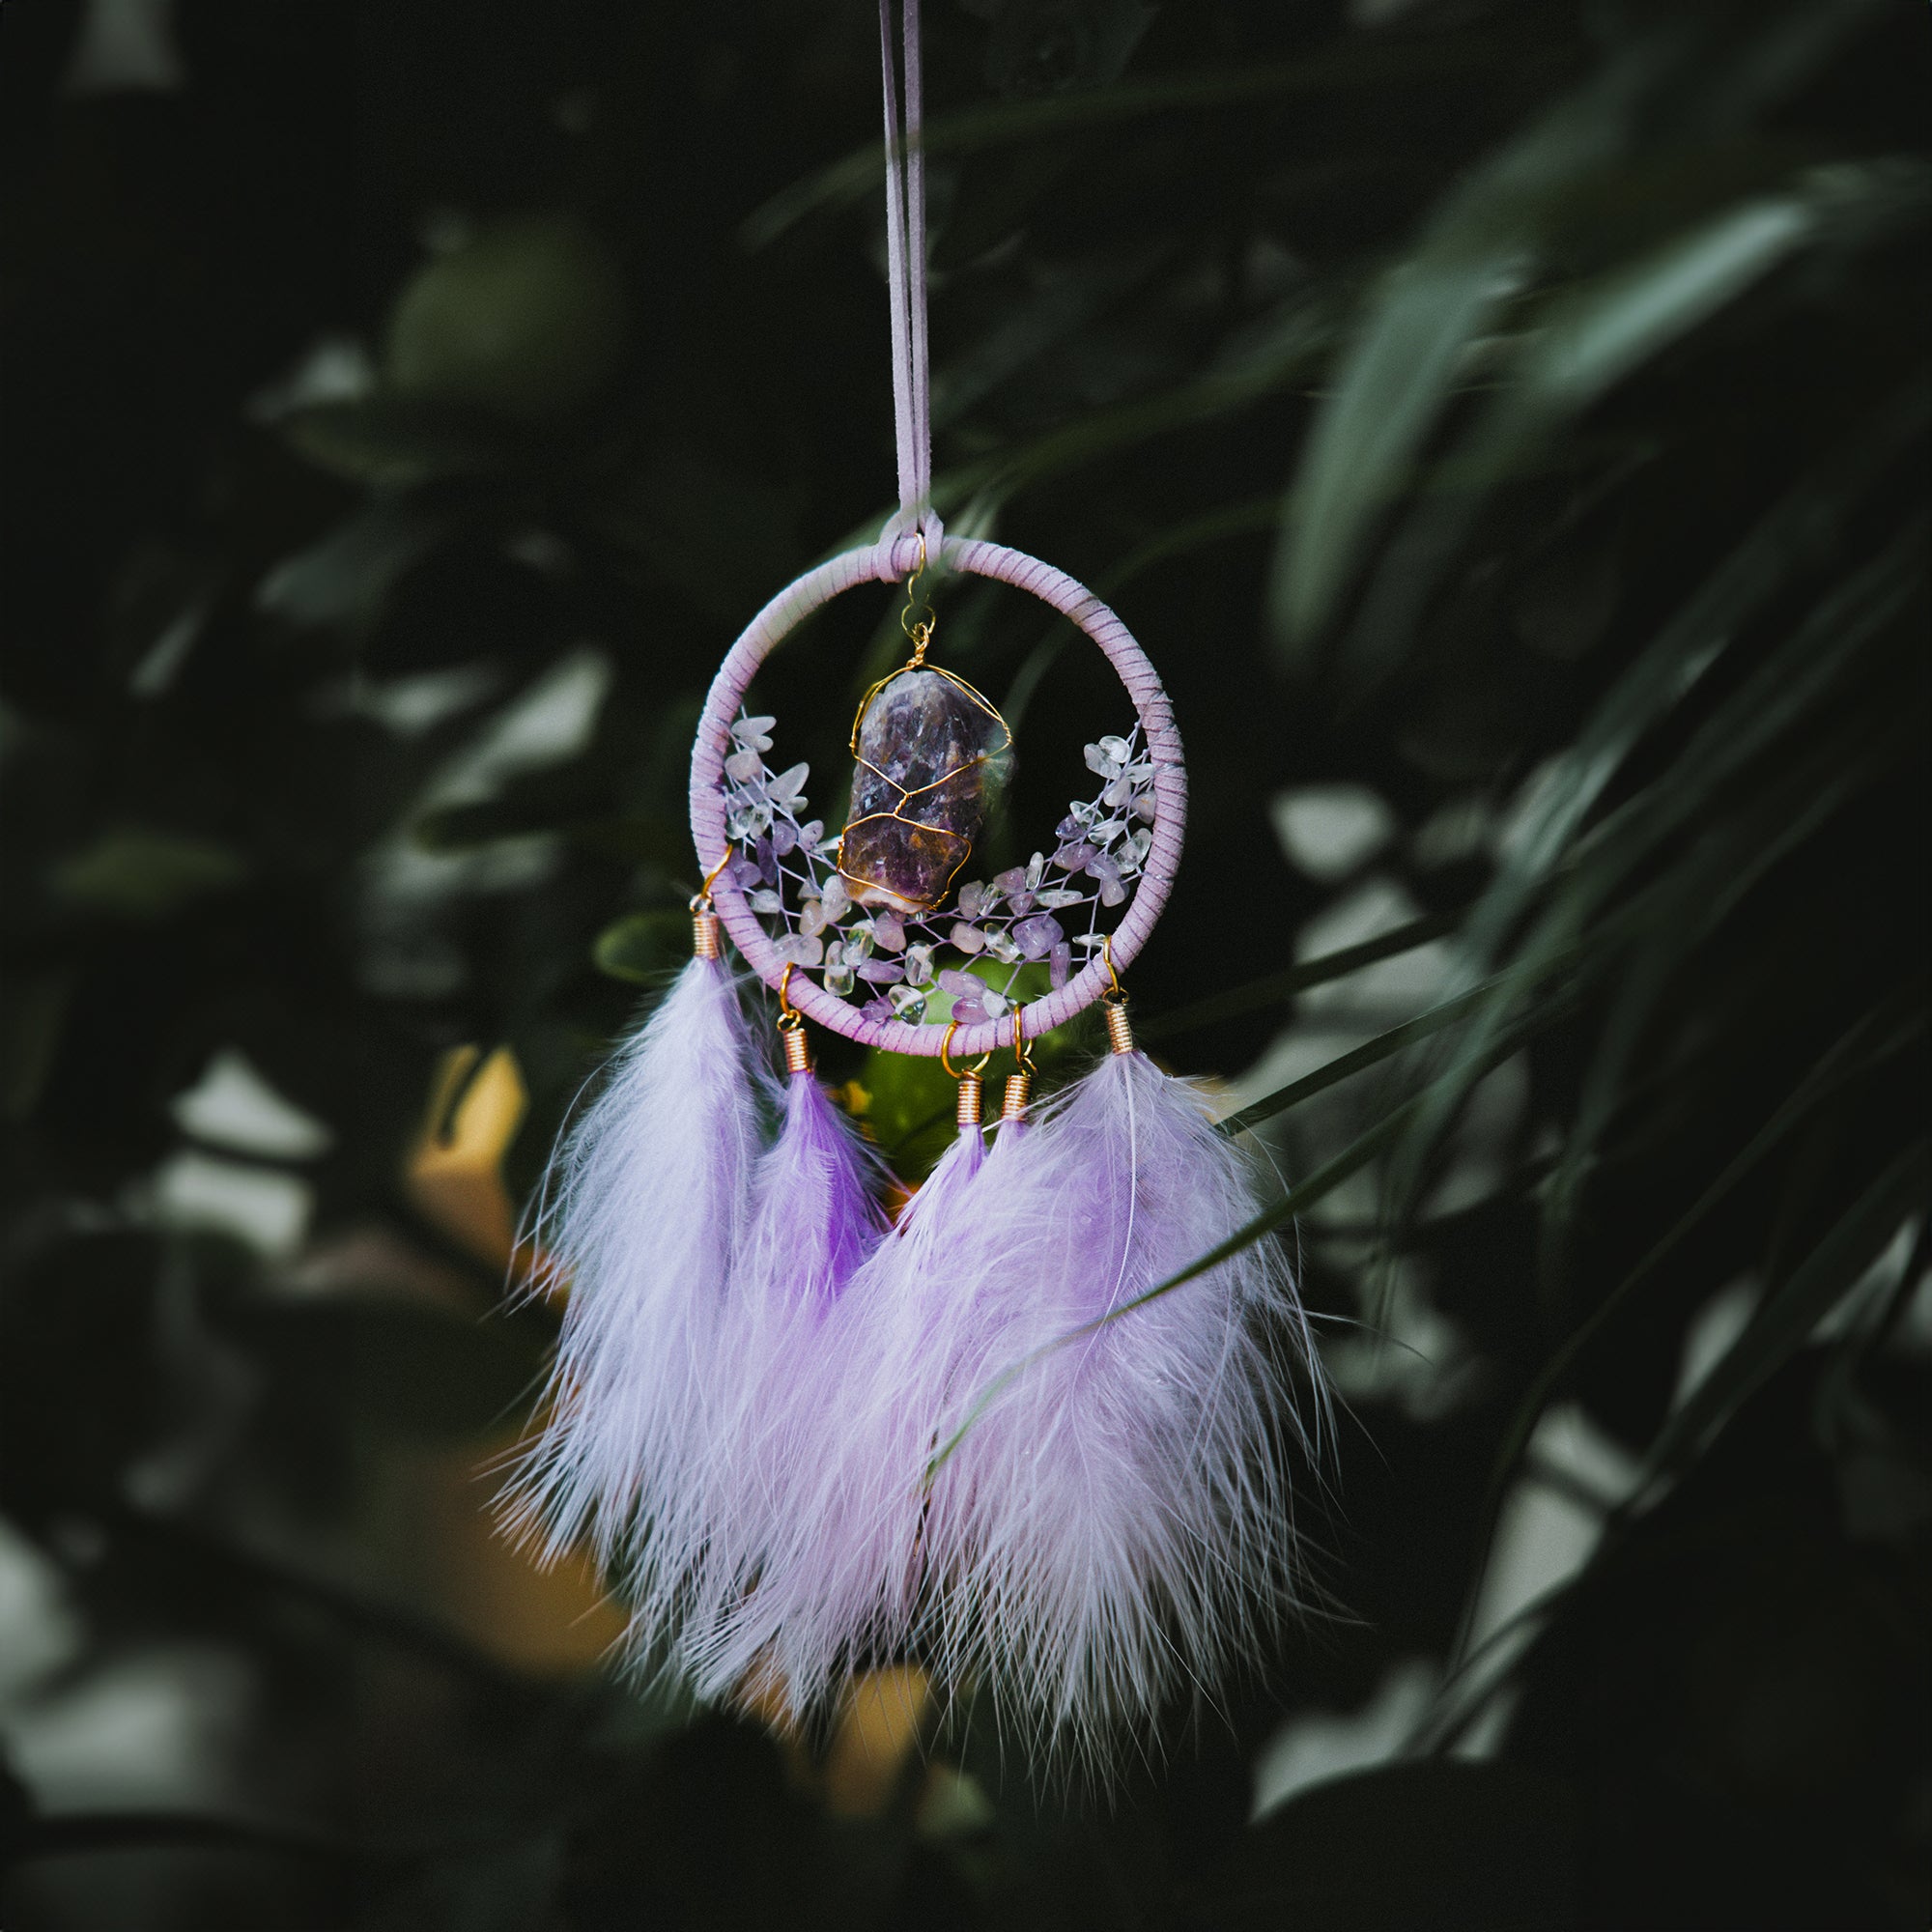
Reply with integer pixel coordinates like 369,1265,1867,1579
1013,914,1064,960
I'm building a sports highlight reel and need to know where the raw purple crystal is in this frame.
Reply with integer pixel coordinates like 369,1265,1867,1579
1048,941,1072,990
838,668,1011,914
857,959,905,984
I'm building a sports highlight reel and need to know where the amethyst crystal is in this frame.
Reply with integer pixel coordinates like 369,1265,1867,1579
838,668,1011,914
1013,913,1064,960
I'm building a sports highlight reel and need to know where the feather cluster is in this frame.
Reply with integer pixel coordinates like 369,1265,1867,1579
505,967,1325,1773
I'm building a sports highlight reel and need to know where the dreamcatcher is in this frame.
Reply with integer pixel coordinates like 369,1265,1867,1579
507,0,1324,1767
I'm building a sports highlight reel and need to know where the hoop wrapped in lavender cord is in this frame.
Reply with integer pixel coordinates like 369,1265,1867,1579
504,0,1322,1776
691,536,1187,1063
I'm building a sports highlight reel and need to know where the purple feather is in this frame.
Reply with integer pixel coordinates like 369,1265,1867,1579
675,1068,887,1663
917,1051,1327,1766
500,955,769,1635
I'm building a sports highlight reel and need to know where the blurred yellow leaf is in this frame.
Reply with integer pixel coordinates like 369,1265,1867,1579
407,1044,528,1269
820,1665,931,1818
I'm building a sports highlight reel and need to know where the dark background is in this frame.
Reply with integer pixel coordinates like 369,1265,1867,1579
2,1,1927,1927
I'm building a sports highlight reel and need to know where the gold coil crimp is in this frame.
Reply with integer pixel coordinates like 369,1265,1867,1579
1099,935,1134,1057
1000,1004,1036,1122
776,964,812,1075
690,847,734,959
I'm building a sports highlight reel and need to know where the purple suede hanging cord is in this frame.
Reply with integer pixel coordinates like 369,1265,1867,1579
878,0,940,578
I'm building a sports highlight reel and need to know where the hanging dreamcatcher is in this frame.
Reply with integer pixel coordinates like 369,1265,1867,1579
506,0,1325,1769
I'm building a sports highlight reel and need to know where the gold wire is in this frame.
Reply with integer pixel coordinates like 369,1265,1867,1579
695,846,735,907
1099,932,1124,998
939,1020,992,1082
900,530,935,664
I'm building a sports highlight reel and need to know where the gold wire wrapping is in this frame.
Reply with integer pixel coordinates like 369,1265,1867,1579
836,570,1013,913
955,1070,984,1128
1104,996,1135,1057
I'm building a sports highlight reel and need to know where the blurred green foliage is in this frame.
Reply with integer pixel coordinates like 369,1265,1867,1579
1,1,1926,1928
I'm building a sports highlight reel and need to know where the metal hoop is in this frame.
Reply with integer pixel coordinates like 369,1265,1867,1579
689,537,1187,1059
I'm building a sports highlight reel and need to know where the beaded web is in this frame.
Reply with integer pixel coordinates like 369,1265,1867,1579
721,713,1158,1030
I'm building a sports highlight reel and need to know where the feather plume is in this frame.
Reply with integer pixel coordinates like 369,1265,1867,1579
676,1066,887,1657
501,954,770,1639
919,1051,1327,1766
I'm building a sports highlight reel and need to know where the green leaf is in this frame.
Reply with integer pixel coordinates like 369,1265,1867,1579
280,395,523,488
1477,993,1926,1565
1639,1140,1931,1486
1138,907,1462,1046
1276,0,1895,665
1271,38,1673,649
592,910,696,985
385,214,629,429
1384,435,1930,1202
0,969,71,1122
1516,196,1812,406
1215,961,1568,1141
52,829,246,922
1343,157,1925,674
